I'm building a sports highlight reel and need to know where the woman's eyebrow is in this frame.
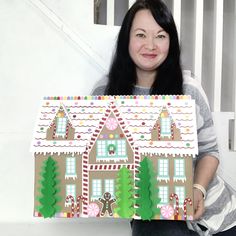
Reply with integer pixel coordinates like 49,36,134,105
133,28,146,32
133,28,166,34
157,29,166,33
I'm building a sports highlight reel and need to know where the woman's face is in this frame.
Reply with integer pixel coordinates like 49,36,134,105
129,9,170,73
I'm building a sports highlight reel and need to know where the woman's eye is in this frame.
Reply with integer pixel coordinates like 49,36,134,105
156,34,166,39
136,33,145,38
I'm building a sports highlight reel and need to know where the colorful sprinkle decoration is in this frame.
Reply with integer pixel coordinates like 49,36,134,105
43,95,191,101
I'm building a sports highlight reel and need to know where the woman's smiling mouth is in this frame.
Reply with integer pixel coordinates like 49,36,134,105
142,53,157,59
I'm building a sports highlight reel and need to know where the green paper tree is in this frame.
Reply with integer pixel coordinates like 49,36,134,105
115,167,135,218
36,156,61,218
135,157,161,220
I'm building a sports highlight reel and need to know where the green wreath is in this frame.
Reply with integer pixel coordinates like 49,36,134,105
107,144,116,155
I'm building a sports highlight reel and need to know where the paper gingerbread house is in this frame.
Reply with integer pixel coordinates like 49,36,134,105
31,95,198,220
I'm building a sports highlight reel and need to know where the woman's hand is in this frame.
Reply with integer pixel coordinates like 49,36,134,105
193,155,219,220
193,188,205,220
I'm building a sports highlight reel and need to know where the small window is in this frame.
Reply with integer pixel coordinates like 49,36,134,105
96,139,127,160
174,159,186,182
157,159,169,179
56,117,67,136
92,179,102,199
116,140,126,156
104,179,115,197
97,140,107,157
66,157,76,175
175,186,185,207
161,117,171,137
66,157,76,174
159,186,169,205
66,184,76,204
174,159,185,177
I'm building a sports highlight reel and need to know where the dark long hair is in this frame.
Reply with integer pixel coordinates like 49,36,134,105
105,0,183,95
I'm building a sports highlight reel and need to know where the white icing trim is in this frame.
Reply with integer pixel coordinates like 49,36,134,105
55,133,66,138
96,157,128,162
157,177,170,183
65,202,73,207
173,177,186,183
65,174,77,180
90,196,100,201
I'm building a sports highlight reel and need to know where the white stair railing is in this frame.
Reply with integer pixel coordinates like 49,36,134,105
194,0,204,83
29,0,108,73
107,0,115,26
233,1,236,151
129,0,136,8
173,0,182,39
212,0,224,112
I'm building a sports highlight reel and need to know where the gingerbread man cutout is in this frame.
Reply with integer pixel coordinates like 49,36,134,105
98,192,116,216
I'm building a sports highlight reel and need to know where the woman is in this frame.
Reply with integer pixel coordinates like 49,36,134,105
92,0,236,235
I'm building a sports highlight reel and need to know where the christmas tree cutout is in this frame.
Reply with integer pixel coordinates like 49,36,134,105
115,167,135,218
36,156,61,218
135,157,161,220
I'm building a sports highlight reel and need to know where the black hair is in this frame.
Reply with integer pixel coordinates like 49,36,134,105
105,0,183,95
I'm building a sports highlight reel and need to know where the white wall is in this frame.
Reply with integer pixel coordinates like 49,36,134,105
0,0,115,224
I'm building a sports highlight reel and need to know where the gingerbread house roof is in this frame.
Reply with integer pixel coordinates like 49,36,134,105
84,100,135,152
31,95,198,156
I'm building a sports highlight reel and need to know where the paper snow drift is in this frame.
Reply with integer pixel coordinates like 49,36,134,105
31,95,198,220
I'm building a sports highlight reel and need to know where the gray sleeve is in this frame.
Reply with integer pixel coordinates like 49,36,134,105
91,85,106,95
90,76,108,95
183,82,219,161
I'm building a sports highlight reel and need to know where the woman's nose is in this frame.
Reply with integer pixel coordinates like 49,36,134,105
145,36,156,50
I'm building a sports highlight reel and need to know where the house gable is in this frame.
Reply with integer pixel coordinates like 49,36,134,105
87,101,136,164
151,106,181,141
46,103,75,140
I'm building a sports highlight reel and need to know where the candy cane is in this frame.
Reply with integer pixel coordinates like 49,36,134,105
171,124,174,140
65,195,75,217
65,123,71,139
183,198,192,220
170,193,179,217
76,195,85,217
52,123,56,139
157,124,161,140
